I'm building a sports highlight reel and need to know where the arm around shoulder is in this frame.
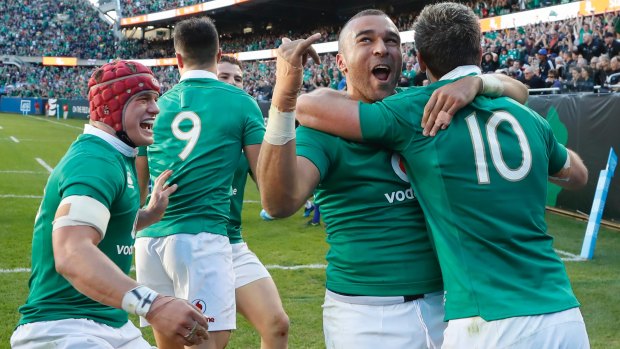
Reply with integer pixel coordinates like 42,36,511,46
296,88,363,141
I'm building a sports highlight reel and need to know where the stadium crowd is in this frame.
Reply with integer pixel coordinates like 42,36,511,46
0,0,117,59
1,0,619,99
120,0,577,18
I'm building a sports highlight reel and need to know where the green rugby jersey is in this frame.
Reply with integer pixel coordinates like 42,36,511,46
227,155,250,244
296,126,443,296
19,126,140,328
139,71,264,238
358,74,578,321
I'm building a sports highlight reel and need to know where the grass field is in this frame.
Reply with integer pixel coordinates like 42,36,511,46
0,112,618,348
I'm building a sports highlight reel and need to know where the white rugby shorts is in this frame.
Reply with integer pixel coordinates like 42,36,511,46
11,319,154,349
323,290,445,349
232,242,271,289
442,307,590,349
134,232,236,331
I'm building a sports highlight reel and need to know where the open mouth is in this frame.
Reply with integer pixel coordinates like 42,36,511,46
140,119,154,130
372,65,391,82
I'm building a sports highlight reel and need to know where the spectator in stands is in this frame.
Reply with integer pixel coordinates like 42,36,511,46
537,48,554,79
256,79,273,101
545,69,562,88
604,32,620,59
595,55,611,85
402,61,416,86
577,33,603,61
520,66,545,88
510,60,524,78
482,52,498,73
609,56,620,76
576,66,595,91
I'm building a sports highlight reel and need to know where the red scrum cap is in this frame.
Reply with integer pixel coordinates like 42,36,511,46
88,60,161,133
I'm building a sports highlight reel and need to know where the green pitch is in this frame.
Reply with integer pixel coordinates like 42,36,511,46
0,112,618,348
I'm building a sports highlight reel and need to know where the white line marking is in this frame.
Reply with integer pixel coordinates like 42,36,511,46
243,200,259,203
35,158,54,173
0,194,43,199
0,268,31,273
555,249,587,262
0,264,328,274
23,114,84,130
265,264,327,270
10,136,19,143
0,170,47,174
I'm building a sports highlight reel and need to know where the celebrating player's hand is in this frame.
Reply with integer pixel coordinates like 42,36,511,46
137,169,178,230
272,33,322,112
421,75,480,136
146,296,210,346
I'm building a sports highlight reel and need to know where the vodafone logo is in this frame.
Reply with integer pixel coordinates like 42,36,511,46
390,154,410,183
193,299,207,313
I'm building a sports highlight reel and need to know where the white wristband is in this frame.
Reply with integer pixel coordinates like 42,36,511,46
479,74,504,97
264,106,296,146
121,285,158,317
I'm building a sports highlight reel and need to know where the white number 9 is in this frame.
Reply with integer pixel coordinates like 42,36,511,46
171,111,201,160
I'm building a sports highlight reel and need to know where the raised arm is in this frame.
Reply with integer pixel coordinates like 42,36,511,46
257,34,322,218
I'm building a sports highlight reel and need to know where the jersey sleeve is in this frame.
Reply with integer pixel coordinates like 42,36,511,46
358,93,419,152
58,154,125,210
296,126,333,181
242,97,266,146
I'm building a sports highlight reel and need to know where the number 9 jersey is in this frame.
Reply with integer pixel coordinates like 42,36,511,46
139,73,265,239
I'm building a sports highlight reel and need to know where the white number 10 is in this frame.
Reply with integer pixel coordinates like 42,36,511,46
465,111,532,184
171,111,201,160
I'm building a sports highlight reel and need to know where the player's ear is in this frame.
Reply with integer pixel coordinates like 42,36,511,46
417,52,427,73
336,53,348,74
175,53,184,70
216,49,223,64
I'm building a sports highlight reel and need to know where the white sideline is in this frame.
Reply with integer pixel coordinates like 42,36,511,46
10,136,19,143
23,115,83,130
35,158,54,173
0,194,259,202
555,249,587,262
0,264,329,274
0,194,43,199
0,170,47,174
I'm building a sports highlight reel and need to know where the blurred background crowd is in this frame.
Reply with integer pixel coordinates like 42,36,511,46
1,0,619,99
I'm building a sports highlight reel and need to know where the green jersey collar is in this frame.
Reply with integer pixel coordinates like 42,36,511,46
180,70,217,82
440,65,481,81
84,124,137,157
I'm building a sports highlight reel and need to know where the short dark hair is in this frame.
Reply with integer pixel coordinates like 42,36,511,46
413,2,481,79
174,16,219,67
220,55,242,69
338,9,389,53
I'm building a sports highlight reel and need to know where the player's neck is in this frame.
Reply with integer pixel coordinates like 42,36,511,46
180,65,217,76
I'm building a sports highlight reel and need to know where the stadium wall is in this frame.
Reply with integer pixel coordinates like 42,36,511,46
528,93,620,220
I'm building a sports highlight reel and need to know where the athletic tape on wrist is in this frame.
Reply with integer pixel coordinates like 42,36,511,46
121,285,159,317
264,106,296,145
479,75,504,97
